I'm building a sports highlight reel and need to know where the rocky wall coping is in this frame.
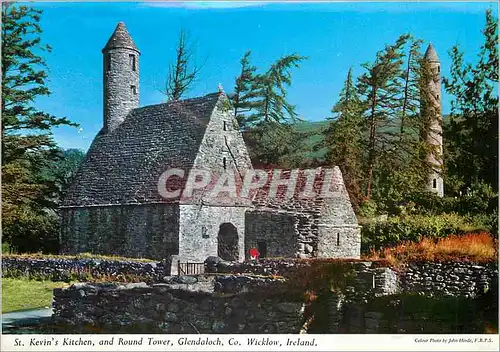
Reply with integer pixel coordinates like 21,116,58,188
2,256,166,282
53,274,296,299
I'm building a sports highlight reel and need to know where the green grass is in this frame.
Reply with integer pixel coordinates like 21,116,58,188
2,242,11,254
2,278,69,313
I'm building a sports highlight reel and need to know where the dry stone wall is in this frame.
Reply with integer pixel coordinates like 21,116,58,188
44,259,498,334
209,259,498,299
399,261,498,298
2,256,166,283
52,276,304,334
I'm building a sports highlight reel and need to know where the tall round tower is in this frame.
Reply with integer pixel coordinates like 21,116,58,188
102,22,140,133
423,43,444,197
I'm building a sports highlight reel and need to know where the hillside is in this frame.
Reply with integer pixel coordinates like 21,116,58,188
294,115,450,163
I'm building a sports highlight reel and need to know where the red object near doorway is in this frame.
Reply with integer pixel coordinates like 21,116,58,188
249,247,260,259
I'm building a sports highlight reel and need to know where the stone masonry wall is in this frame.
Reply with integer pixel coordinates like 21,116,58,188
192,95,252,182
340,296,493,334
317,225,361,259
325,262,498,334
178,205,247,262
245,211,298,259
103,47,140,133
399,261,498,298
52,276,304,334
174,94,252,263
60,204,179,260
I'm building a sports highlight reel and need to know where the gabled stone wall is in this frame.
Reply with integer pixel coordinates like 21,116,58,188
178,205,247,262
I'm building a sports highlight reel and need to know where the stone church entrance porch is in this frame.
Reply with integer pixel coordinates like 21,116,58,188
217,223,239,261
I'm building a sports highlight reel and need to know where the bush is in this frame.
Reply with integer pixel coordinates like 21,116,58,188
361,213,486,253
471,209,499,237
358,199,378,218
4,212,60,254
408,182,497,217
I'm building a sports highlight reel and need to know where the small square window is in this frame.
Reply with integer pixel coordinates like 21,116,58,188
202,226,209,239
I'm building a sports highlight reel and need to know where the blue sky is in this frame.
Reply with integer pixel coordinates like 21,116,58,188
26,1,497,151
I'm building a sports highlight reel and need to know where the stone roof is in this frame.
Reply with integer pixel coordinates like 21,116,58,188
250,167,358,225
424,43,439,62
103,22,139,53
63,92,222,206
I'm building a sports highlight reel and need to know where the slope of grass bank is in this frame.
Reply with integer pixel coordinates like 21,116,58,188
3,252,155,263
365,232,498,266
2,278,69,313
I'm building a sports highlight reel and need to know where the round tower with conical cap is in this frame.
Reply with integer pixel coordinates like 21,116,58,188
423,43,444,197
102,22,140,133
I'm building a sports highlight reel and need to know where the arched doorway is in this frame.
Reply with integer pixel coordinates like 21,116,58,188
217,223,239,261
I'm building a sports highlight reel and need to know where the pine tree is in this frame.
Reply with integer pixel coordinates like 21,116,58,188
400,38,424,142
165,30,202,102
324,68,365,208
233,53,308,167
1,3,78,253
231,51,259,128
443,9,498,191
250,53,307,124
356,34,410,200
376,37,432,205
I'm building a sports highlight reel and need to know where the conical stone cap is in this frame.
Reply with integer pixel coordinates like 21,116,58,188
424,43,439,62
102,21,139,53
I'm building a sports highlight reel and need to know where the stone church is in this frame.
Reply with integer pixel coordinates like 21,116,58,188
60,22,361,262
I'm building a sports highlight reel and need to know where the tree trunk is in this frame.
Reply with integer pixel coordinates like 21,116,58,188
365,90,378,200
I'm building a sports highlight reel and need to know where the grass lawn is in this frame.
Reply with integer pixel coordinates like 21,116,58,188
2,278,69,313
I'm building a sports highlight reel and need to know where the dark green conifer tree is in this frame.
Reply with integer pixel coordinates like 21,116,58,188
1,3,78,253
324,68,365,208
231,51,259,128
443,9,498,192
356,34,410,199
